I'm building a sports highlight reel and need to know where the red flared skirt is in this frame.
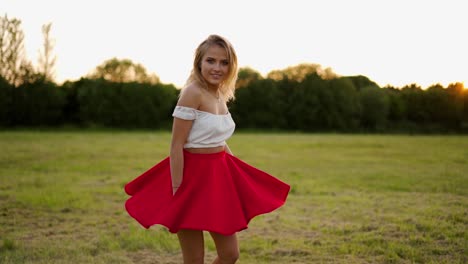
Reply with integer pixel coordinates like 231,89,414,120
124,150,290,236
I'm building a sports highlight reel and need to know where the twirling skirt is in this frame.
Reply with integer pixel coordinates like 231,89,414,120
124,150,290,236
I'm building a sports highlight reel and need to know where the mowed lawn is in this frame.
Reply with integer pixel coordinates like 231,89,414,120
0,131,467,264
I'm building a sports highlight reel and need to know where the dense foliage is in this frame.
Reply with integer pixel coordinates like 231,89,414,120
1,72,467,133
231,73,467,133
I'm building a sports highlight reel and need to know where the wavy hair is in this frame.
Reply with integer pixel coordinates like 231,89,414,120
185,34,238,101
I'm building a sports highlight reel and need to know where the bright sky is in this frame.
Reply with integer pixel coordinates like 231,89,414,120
2,0,467,88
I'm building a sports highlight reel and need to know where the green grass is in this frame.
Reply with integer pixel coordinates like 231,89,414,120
0,131,467,263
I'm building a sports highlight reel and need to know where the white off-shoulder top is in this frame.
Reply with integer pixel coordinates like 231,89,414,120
172,106,236,148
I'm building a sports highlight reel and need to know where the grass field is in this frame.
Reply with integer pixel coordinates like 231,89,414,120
0,131,467,264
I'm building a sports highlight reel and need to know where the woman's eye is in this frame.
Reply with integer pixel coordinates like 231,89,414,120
222,61,229,66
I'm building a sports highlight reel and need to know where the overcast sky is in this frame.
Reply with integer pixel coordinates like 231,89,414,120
2,0,467,88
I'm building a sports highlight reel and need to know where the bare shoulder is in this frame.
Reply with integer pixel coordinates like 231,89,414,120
178,82,202,108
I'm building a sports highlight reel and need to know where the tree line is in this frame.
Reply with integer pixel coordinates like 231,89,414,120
232,69,467,133
1,14,467,133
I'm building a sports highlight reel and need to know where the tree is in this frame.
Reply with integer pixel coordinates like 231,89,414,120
359,85,389,130
11,79,65,126
444,82,462,128
230,79,286,129
88,58,160,84
236,67,263,89
0,14,34,86
75,78,177,128
285,73,323,131
0,76,13,125
400,84,427,124
266,63,338,82
462,85,468,127
37,22,57,82
384,86,406,124
347,75,379,91
327,77,361,130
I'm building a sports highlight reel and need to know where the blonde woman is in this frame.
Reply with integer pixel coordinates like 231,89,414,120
125,34,290,264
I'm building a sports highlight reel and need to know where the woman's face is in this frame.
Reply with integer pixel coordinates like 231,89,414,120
200,45,229,89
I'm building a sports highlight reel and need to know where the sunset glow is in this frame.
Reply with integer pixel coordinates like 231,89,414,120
2,0,467,88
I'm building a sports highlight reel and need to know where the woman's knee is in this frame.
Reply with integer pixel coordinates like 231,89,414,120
218,248,239,263
209,231,239,263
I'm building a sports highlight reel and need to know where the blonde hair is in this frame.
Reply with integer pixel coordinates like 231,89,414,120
185,34,238,101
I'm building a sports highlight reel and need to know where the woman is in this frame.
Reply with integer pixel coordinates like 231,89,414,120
124,34,290,264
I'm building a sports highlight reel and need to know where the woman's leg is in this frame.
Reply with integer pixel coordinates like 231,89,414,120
209,232,239,264
177,229,205,264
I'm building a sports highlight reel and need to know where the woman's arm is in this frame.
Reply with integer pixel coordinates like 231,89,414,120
169,85,201,195
170,119,192,194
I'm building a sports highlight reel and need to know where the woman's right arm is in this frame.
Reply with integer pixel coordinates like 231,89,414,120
170,118,192,195
170,85,201,195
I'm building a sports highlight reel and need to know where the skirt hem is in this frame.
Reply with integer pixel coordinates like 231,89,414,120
124,151,290,235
